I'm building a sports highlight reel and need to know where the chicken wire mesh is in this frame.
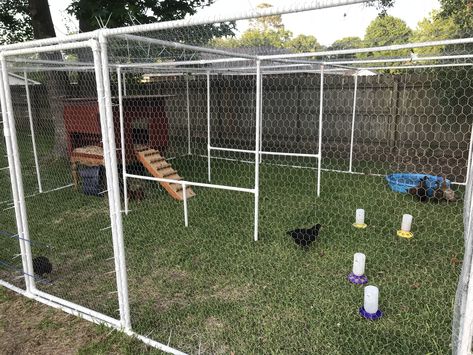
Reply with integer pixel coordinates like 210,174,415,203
0,115,23,289
0,47,121,319
102,31,473,352
0,16,473,355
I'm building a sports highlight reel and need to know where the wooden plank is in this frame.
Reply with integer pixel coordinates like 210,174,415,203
157,167,176,177
164,173,181,181
153,161,170,170
178,187,196,199
134,146,195,201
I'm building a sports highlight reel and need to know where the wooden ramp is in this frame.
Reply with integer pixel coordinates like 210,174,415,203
135,147,196,201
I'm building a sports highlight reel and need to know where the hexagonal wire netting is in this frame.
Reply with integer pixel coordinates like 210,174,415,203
1,5,473,355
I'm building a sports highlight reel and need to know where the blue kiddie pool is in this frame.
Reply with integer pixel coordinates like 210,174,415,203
386,173,451,197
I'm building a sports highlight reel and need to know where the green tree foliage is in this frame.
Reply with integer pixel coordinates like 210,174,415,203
238,3,292,48
211,3,321,53
0,0,234,45
438,0,473,32
411,11,457,55
285,34,321,53
329,36,364,50
361,15,412,57
239,27,292,48
0,0,33,44
367,0,395,15
67,0,234,43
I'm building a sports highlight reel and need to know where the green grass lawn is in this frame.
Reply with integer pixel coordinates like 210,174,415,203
0,131,465,354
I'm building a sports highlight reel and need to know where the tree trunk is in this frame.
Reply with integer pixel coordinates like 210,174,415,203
29,0,69,157
76,0,97,98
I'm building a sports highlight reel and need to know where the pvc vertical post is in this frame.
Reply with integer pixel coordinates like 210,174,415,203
117,67,128,215
23,71,42,193
183,183,188,227
466,126,473,186
348,72,358,173
96,35,131,331
259,70,263,162
317,65,325,197
254,60,262,242
456,181,473,355
0,57,36,293
122,72,127,96
186,75,191,155
207,71,211,182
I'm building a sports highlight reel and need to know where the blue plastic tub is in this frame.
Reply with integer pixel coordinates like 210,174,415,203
386,173,451,197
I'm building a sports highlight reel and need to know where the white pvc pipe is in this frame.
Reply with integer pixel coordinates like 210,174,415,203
8,57,94,66
325,53,473,66
2,4,473,58
207,72,211,182
125,173,255,194
33,289,121,325
119,57,250,69
0,56,36,293
104,0,370,37
349,72,358,173
209,147,320,159
261,150,319,158
317,65,325,197
13,66,96,72
0,65,33,293
259,69,263,163
259,37,473,60
456,188,473,354
186,76,191,155
117,67,128,215
4,40,94,57
92,42,126,330
23,71,42,193
183,183,188,227
254,60,262,242
97,35,131,331
0,279,120,327
210,146,255,154
122,72,127,96
466,126,473,186
362,63,473,71
118,34,256,60
0,280,185,355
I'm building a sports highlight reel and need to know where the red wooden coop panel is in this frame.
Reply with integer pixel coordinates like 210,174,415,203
63,95,169,162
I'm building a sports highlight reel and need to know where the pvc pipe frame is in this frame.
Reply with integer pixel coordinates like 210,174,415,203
317,65,324,197
0,60,35,294
0,39,186,354
0,279,185,355
1,10,473,355
207,72,211,182
349,73,358,173
23,71,42,193
117,67,128,215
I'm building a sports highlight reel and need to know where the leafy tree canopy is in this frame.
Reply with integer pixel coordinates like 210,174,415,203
411,10,457,55
285,34,322,53
361,15,412,57
0,0,33,44
0,0,234,45
438,0,473,32
329,36,364,50
211,3,321,53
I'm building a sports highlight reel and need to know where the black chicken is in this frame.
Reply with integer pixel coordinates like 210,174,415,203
33,256,52,277
408,176,429,202
287,224,322,248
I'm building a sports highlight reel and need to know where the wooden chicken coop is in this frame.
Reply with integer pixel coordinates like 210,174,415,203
64,95,169,161
64,95,195,201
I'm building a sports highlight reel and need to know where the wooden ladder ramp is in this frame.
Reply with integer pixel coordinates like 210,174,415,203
135,147,196,201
